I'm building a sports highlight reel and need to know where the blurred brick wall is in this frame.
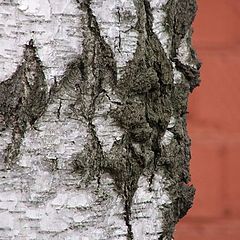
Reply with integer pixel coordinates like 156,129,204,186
175,0,240,239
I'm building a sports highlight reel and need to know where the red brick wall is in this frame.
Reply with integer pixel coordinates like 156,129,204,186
175,0,240,239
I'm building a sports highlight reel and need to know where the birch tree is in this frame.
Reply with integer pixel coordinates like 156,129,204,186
0,0,200,239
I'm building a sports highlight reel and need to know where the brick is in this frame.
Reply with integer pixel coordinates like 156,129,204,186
223,143,240,217
189,49,240,134
175,219,240,240
187,0,240,224
185,136,224,218
193,0,240,48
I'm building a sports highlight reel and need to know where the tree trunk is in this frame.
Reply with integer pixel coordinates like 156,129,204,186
0,0,200,239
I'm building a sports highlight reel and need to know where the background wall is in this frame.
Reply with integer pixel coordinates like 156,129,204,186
175,0,240,239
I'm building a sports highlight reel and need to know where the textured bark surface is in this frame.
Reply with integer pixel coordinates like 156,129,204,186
0,0,200,239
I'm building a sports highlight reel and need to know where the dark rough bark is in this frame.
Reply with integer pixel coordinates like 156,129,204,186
0,41,48,168
0,0,200,239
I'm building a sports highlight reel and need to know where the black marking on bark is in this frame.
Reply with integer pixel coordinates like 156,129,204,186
0,40,47,167
173,57,200,92
124,196,134,240
104,0,177,237
49,0,199,238
73,1,198,239
66,2,139,237
57,100,62,119
67,0,116,182
164,0,201,93
157,0,200,238
164,0,197,58
116,7,122,52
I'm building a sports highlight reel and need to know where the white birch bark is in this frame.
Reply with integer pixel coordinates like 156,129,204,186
0,0,200,239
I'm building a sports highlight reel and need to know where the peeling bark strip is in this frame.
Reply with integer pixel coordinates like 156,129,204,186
0,0,200,239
